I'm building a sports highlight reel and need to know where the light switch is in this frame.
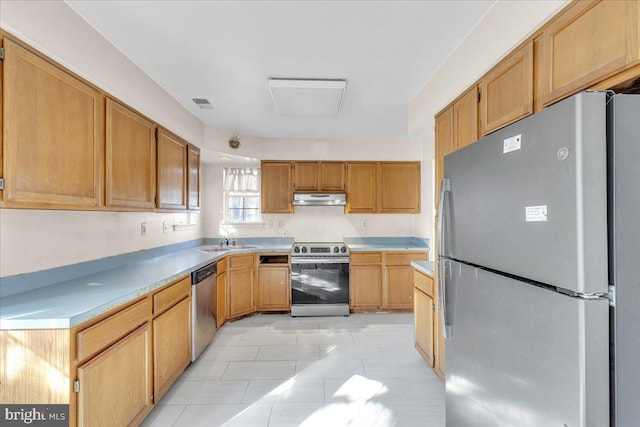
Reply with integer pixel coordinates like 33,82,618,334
141,222,148,236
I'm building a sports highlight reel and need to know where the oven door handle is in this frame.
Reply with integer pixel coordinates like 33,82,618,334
292,257,350,264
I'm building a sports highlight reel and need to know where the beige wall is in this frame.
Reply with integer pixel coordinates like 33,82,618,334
0,1,205,277
203,137,430,242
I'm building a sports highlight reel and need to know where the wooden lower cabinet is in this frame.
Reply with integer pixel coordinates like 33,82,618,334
414,287,435,368
76,324,152,427
217,259,228,328
153,297,191,403
350,251,428,311
434,279,446,381
386,265,416,309
228,254,256,318
257,265,290,311
385,252,428,309
350,265,383,309
414,271,435,368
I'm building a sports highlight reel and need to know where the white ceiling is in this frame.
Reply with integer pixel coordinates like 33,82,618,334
67,0,494,140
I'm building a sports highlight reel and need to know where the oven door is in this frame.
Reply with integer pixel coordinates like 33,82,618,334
291,257,350,305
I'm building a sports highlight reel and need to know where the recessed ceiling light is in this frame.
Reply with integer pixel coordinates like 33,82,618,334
268,78,346,117
192,98,214,109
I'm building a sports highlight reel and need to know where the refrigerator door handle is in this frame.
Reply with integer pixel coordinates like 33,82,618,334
437,178,450,258
437,178,452,339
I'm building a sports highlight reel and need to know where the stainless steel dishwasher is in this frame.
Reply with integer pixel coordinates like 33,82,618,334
191,261,217,361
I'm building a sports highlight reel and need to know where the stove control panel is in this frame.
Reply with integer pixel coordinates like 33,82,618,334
292,243,349,256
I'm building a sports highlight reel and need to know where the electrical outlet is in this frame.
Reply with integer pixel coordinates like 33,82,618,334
163,222,169,234
361,220,368,228
277,220,285,228
141,222,148,236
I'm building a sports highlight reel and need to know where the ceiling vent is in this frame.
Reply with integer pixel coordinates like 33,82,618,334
192,98,214,109
268,79,346,117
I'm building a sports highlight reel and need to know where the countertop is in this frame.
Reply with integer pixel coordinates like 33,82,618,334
1,237,430,330
411,260,435,276
344,237,429,252
0,242,292,330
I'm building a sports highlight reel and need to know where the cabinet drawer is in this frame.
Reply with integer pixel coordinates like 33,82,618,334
414,271,434,297
385,252,428,266
153,276,190,314
230,254,254,269
77,298,151,362
350,252,382,264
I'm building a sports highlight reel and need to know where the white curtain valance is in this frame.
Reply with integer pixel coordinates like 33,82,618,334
224,167,260,192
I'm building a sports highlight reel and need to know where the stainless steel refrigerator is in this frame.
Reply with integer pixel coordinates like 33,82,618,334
438,91,640,426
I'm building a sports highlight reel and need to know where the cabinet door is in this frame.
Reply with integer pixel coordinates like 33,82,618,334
350,265,383,309
157,128,187,210
434,273,446,381
229,267,254,318
216,271,227,328
378,162,420,213
2,39,103,207
414,287,435,368
320,162,346,192
479,41,534,135
261,162,293,213
105,98,156,209
540,0,640,106
346,162,377,213
453,86,479,150
293,162,318,191
386,265,417,309
435,107,454,212
258,266,290,310
153,297,191,403
77,324,152,427
187,145,201,210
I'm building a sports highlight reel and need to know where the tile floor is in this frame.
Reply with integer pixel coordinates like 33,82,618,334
141,313,445,427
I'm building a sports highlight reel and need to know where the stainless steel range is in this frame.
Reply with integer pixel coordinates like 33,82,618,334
290,242,350,317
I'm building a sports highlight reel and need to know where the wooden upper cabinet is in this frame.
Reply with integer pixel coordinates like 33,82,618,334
434,107,454,211
293,161,345,192
261,161,293,213
346,162,377,213
2,38,103,207
540,0,640,106
319,162,346,192
105,99,156,209
187,145,201,210
479,41,534,135
157,128,187,210
453,86,479,150
378,162,420,214
293,162,318,191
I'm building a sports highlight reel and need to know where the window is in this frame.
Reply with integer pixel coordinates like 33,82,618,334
223,167,261,224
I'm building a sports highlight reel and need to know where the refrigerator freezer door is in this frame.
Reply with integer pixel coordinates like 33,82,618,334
445,261,609,427
608,94,640,427
442,91,608,295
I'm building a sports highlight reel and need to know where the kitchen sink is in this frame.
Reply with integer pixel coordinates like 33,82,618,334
198,245,257,253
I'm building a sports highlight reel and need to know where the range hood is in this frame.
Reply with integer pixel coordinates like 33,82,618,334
293,193,346,206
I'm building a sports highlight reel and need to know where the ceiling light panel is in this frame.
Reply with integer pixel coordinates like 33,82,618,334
268,79,346,117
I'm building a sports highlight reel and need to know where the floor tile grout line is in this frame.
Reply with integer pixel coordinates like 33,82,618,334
170,404,187,427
